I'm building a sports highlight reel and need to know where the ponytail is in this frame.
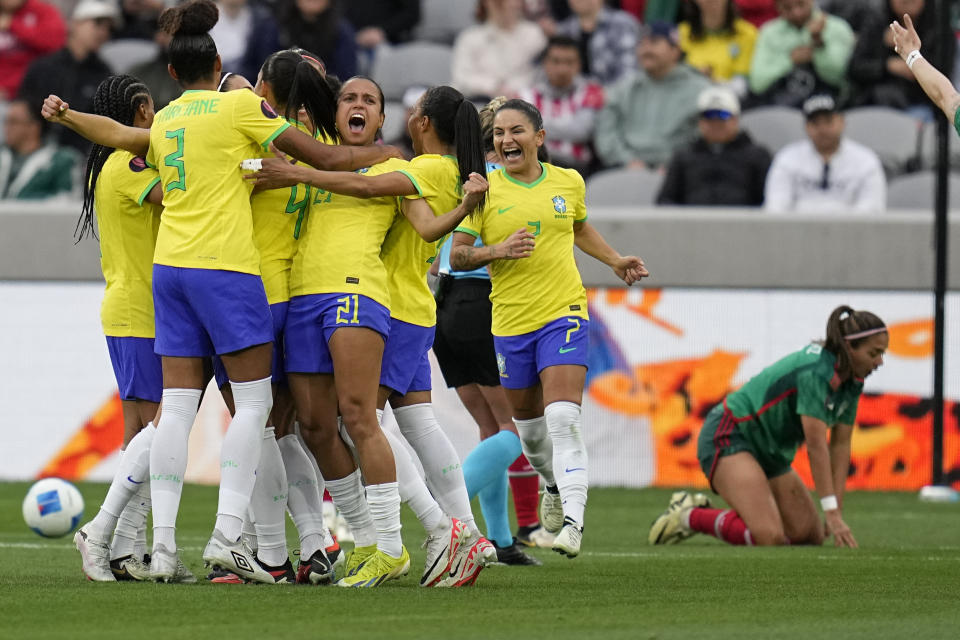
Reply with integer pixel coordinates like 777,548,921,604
822,305,887,379
288,59,339,143
420,85,487,209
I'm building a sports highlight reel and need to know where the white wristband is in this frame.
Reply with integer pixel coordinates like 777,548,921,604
906,50,923,70
820,495,839,512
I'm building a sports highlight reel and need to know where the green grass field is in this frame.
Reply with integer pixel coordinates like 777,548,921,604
3,482,959,639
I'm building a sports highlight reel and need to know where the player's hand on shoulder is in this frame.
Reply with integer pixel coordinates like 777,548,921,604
41,95,69,122
614,255,648,286
461,172,489,210
243,156,302,190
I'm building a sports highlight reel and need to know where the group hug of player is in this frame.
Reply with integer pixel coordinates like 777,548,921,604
47,0,646,587
50,0,922,588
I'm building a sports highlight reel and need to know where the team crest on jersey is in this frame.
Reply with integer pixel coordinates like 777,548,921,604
128,156,148,172
496,352,508,378
552,195,567,214
260,100,279,119
357,167,369,174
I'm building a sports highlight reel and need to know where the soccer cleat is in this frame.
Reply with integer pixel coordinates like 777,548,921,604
74,525,115,582
343,544,377,578
552,517,583,558
257,557,297,584
296,546,344,585
207,564,244,584
437,537,488,587
539,488,564,534
420,517,468,587
648,491,713,545
492,539,542,566
323,500,354,544
110,554,151,581
202,529,275,584
516,524,556,548
336,547,410,588
150,544,197,583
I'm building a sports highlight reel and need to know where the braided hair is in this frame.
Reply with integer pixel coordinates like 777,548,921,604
77,75,152,241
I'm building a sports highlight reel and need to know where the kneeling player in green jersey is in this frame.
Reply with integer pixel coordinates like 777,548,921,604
650,306,887,548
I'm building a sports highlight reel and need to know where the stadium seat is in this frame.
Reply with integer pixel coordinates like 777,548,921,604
739,106,805,154
917,121,960,169
372,42,453,102
843,106,923,176
886,170,960,210
100,39,160,75
380,101,408,144
585,168,663,208
414,0,476,44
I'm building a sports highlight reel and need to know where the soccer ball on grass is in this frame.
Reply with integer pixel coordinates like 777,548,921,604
22,478,85,538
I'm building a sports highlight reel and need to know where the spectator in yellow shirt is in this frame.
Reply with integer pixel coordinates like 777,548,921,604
679,0,758,97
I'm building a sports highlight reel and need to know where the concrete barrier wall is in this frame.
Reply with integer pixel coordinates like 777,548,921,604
1,203,956,289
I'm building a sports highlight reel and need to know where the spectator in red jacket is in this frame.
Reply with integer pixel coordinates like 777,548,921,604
0,0,66,100
734,0,777,28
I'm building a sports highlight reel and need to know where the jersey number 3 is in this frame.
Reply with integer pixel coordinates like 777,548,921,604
164,128,186,193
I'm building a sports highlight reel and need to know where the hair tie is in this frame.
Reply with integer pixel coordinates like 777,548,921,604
300,54,325,73
843,327,887,341
216,72,234,92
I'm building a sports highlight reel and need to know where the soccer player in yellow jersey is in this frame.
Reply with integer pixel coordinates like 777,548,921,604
450,99,648,558
43,0,402,584
72,75,166,583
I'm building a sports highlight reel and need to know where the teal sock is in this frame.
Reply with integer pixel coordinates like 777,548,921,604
478,471,512,548
463,430,523,499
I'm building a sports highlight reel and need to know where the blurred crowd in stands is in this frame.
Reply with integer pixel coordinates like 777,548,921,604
0,0,955,211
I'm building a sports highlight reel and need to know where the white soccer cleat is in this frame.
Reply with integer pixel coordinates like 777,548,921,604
150,544,196,583
517,525,556,548
202,529,274,584
420,517,468,587
437,536,487,588
323,500,354,544
648,491,711,545
110,554,151,581
74,524,115,582
552,517,583,558
539,489,564,534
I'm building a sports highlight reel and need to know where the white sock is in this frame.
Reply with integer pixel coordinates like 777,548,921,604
111,479,151,560
382,426,445,535
150,389,201,552
134,523,147,560
366,482,403,558
513,415,555,486
242,507,257,551
393,403,475,533
251,427,288,566
215,377,272,541
545,401,588,525
279,433,325,559
89,423,156,541
326,469,377,548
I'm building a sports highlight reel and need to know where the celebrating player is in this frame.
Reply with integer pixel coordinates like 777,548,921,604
448,98,648,558
72,75,164,583
649,306,887,547
889,13,960,129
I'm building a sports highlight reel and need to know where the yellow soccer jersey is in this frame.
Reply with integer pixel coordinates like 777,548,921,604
456,163,589,336
289,157,409,309
96,150,162,337
251,121,326,304
146,89,290,274
678,18,757,82
382,154,462,327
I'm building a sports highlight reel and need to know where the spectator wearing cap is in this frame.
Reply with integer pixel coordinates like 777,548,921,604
556,0,639,86
0,0,66,100
764,94,886,214
679,0,757,97
594,20,710,170
517,35,604,176
657,85,771,206
17,0,116,153
451,0,546,100
0,98,78,200
748,0,855,108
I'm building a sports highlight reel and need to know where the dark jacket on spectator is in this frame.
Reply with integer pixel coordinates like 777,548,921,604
344,0,420,44
847,4,955,109
656,131,771,206
239,3,281,82
276,0,357,80
18,48,111,153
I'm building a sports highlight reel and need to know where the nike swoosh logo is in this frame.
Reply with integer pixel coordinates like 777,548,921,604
565,467,585,473
127,476,144,485
558,346,577,354
497,206,515,214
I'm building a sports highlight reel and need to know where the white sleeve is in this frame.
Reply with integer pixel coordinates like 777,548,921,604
763,151,794,214
852,152,887,213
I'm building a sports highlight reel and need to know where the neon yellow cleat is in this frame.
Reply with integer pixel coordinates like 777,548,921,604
336,547,410,588
343,544,377,577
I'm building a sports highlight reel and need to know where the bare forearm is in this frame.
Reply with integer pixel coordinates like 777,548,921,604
807,440,836,501
450,241,496,270
829,442,850,507
274,130,392,171
408,200,473,243
574,222,619,267
910,57,960,120
59,110,149,155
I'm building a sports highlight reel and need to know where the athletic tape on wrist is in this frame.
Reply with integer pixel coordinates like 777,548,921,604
820,495,839,512
906,50,923,70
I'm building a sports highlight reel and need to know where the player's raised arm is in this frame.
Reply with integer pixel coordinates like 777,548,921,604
272,126,402,173
42,95,150,156
890,14,960,122
400,173,488,242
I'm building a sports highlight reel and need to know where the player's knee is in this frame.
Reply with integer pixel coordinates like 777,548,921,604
750,524,789,546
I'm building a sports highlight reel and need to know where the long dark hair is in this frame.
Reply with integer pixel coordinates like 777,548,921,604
260,49,338,143
419,85,487,209
158,0,219,86
683,0,738,40
822,305,887,379
77,75,152,241
495,98,551,163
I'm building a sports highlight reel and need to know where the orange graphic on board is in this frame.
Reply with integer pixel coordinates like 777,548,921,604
37,393,124,480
